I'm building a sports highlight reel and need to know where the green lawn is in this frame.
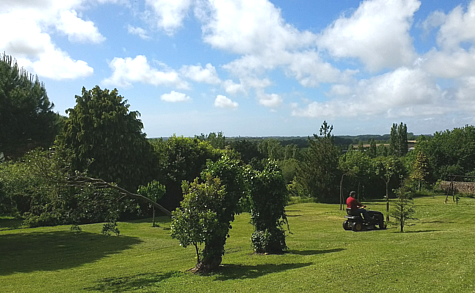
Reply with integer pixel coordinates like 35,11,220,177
1,196,475,292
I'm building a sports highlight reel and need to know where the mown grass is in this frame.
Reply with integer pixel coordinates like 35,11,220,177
1,196,475,292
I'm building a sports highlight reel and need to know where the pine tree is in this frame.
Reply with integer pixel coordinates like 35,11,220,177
390,184,416,232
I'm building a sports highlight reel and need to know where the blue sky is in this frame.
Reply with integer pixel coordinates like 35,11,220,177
2,0,475,138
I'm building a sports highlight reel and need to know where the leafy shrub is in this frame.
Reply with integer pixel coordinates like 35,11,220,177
248,160,289,254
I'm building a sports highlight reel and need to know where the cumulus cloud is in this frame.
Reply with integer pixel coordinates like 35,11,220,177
180,63,221,84
292,67,447,118
145,0,192,35
317,0,420,72
434,1,475,51
127,25,150,39
196,0,315,55
57,10,106,43
103,55,189,89
0,14,93,79
214,95,238,109
222,79,246,95
161,91,192,102
257,92,283,108
196,0,349,92
0,0,100,79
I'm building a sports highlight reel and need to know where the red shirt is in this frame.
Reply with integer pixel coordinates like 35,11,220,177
346,196,361,210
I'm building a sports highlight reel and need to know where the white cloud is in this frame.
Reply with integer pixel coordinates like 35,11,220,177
161,91,191,102
222,79,246,95
214,95,238,109
317,0,420,72
422,48,475,79
57,10,105,43
145,0,192,35
0,14,93,79
127,25,150,40
103,55,189,89
292,67,447,118
196,0,316,55
0,0,101,79
257,92,282,108
435,1,475,51
180,63,221,84
196,0,349,92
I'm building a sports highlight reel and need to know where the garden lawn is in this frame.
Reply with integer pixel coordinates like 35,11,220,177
1,196,474,292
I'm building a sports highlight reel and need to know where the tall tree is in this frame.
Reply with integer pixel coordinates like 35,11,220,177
389,122,408,157
295,121,341,202
55,86,158,192
0,54,60,159
411,151,430,191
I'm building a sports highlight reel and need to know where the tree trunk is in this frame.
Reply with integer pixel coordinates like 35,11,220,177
152,206,156,227
386,181,390,222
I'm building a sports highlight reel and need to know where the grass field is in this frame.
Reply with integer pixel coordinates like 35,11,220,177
1,196,475,292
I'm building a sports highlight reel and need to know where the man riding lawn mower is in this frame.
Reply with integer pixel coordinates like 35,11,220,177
343,191,386,231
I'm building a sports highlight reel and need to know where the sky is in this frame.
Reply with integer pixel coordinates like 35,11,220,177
2,0,475,138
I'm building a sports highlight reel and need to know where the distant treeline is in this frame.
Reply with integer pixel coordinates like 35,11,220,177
151,133,422,149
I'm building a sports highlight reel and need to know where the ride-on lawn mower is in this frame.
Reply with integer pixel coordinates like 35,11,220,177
343,209,387,231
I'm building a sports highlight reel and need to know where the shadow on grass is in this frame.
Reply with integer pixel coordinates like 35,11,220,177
404,230,438,233
214,262,313,281
86,271,183,292
0,218,23,230
128,216,171,224
288,248,345,255
0,231,142,276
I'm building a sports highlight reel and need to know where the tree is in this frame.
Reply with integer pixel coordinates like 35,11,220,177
373,156,403,221
0,53,61,159
295,121,341,202
389,122,408,157
258,138,284,160
368,139,377,158
195,132,226,149
153,136,222,210
137,181,166,227
248,160,289,254
390,183,416,232
410,152,430,191
171,177,226,273
228,139,264,164
55,86,158,192
338,151,374,209
170,155,246,273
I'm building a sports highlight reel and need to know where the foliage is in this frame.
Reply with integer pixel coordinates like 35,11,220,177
247,160,289,254
258,138,284,160
295,121,341,202
410,151,430,191
137,181,166,227
278,158,299,184
0,53,61,159
55,86,158,192
152,136,222,210
227,139,265,164
170,155,246,273
390,183,416,232
171,176,229,273
415,126,475,180
195,132,226,149
389,122,408,157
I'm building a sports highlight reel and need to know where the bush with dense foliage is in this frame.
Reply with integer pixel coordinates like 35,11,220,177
248,160,289,254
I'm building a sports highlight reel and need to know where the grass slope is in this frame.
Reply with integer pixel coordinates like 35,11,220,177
1,196,474,292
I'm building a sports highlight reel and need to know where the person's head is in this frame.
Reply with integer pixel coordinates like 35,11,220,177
349,191,356,198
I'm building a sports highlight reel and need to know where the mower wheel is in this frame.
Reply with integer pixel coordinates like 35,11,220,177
352,222,362,232
343,220,351,230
